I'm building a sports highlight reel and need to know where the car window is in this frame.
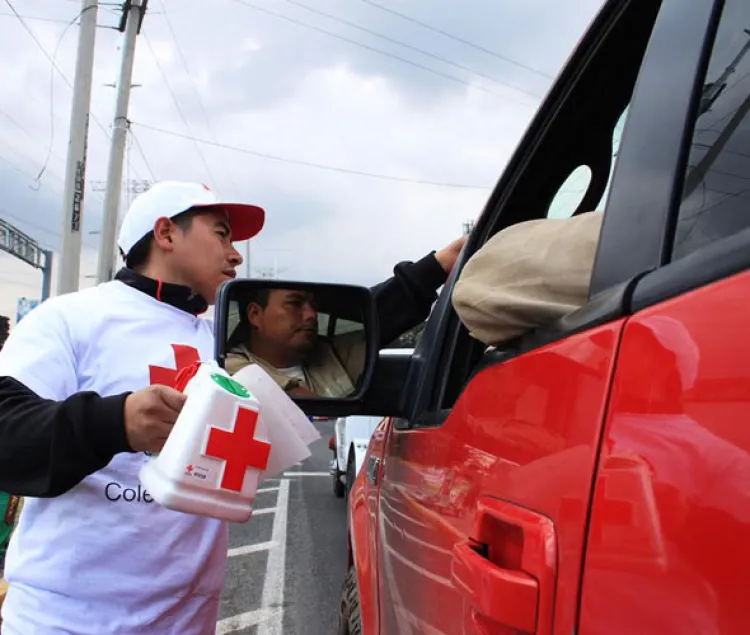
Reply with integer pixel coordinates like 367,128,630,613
333,319,364,336
437,0,663,412
547,105,630,219
672,0,750,260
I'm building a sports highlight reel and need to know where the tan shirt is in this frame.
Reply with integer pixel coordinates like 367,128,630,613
225,332,366,398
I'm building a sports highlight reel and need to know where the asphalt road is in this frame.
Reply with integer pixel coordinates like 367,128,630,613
217,419,349,635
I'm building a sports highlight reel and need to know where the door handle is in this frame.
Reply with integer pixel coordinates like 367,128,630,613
450,498,557,635
366,455,381,485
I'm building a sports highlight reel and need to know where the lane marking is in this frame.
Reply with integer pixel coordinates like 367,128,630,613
257,486,280,494
215,608,281,634
228,541,277,558
258,478,290,635
252,507,277,516
282,471,329,477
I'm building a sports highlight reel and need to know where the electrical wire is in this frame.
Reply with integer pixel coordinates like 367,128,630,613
0,106,107,204
232,0,535,106
0,11,76,25
3,0,147,183
279,0,541,101
142,30,222,193
128,128,158,181
131,121,492,189
156,0,241,197
34,6,95,190
358,0,554,80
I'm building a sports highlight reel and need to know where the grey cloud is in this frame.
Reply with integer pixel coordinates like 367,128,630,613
155,0,602,117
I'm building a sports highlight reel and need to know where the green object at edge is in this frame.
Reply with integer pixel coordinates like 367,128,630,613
0,493,19,563
210,373,250,398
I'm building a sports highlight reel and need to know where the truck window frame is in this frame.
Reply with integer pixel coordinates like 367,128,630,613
396,0,721,429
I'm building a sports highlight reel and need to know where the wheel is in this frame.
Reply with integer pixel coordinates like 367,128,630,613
345,453,356,500
337,565,362,635
332,458,346,499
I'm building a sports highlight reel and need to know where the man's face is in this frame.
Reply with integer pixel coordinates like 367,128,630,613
247,289,319,362
170,210,242,303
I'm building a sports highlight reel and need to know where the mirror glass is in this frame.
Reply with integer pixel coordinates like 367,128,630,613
218,280,371,400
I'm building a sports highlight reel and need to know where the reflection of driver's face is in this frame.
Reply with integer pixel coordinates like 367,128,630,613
249,289,319,358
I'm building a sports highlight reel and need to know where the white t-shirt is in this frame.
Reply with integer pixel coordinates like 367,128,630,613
0,281,227,635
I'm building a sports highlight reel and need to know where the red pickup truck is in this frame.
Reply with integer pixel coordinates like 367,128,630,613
213,0,750,631
333,0,750,633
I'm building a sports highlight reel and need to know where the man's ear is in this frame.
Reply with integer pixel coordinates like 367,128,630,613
152,217,177,253
246,303,263,329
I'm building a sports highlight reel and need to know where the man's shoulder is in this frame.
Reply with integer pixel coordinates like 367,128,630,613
19,286,103,323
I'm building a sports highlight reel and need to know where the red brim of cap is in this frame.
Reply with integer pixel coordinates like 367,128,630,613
194,202,265,242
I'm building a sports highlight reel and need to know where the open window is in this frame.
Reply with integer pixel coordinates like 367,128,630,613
426,0,664,414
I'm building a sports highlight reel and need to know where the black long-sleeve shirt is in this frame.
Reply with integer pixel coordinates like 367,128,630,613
0,255,447,498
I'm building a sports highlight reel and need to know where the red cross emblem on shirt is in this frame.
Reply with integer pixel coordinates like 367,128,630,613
149,344,201,387
204,407,271,492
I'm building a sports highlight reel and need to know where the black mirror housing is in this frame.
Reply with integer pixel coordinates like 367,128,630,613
214,278,380,413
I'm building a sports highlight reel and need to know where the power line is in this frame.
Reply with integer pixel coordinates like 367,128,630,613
3,0,146,183
358,0,553,80
131,121,493,190
231,0,534,106
35,7,89,189
0,11,78,25
0,106,107,204
128,128,157,181
156,0,241,197
142,30,222,192
279,0,541,101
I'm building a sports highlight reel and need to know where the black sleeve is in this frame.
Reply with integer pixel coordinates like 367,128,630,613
0,377,134,498
371,252,448,347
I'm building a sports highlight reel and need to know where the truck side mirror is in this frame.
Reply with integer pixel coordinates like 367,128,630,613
214,279,379,409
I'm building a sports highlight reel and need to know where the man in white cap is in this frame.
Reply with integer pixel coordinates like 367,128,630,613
0,179,466,634
0,181,265,634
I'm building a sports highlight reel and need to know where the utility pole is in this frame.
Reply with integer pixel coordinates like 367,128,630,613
57,0,99,296
96,0,147,284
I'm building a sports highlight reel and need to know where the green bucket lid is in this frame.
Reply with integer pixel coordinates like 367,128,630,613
210,373,251,398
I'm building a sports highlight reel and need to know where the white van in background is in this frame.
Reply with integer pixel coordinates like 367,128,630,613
329,415,382,498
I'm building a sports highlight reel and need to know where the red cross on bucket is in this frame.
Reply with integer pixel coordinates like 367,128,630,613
204,407,271,492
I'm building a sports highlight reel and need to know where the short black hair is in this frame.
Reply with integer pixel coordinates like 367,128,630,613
245,288,271,309
122,208,200,271
227,289,272,349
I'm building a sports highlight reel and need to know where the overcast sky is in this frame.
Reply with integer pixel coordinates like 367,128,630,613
0,0,604,322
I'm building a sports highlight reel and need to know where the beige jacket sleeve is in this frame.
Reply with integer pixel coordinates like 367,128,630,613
452,211,604,346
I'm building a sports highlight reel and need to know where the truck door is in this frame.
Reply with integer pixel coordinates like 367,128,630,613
580,1,750,632
374,1,678,632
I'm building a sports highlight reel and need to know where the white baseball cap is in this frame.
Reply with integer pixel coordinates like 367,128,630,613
117,180,265,259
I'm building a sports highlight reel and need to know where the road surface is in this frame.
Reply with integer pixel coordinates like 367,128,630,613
217,419,349,635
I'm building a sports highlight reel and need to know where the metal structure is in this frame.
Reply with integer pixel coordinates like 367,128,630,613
0,218,54,301
90,179,152,194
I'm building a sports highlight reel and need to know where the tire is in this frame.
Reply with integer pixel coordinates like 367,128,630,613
333,459,346,499
345,453,356,500
337,565,362,635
